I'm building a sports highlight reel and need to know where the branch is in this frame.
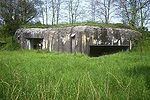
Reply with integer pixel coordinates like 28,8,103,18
136,0,150,12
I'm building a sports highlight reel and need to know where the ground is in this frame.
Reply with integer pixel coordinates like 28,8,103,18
0,23,150,99
0,48,150,99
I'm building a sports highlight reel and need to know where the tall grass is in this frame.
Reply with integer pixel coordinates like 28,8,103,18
21,22,132,29
0,28,150,99
0,49,150,100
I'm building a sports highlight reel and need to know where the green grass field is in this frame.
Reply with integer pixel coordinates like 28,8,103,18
0,27,150,100
0,48,150,100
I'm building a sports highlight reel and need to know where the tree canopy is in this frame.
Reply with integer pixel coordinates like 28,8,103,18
0,0,37,35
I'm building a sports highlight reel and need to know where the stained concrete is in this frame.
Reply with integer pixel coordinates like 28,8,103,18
15,25,141,55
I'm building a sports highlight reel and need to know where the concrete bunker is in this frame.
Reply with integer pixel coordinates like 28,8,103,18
89,45,129,56
26,38,43,49
15,25,141,56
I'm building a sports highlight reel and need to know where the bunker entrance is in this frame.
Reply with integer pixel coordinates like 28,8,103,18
89,45,129,57
27,38,43,49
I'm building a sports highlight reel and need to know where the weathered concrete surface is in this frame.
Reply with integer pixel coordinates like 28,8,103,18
15,25,141,55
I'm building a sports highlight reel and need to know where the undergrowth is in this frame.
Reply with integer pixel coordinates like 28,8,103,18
0,36,20,51
0,49,150,100
0,24,150,100
21,22,132,29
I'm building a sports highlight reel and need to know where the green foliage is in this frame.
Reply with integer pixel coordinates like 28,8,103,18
112,23,132,29
2,22,20,35
0,25,9,38
0,34,150,100
0,36,20,51
0,0,37,35
21,22,132,29
134,28,150,54
0,25,150,99
0,20,150,99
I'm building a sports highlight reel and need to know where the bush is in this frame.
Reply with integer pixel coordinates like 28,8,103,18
0,36,20,51
133,28,150,55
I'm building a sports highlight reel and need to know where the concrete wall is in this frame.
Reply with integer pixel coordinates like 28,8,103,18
15,25,141,54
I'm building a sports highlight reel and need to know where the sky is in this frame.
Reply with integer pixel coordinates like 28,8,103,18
38,0,150,31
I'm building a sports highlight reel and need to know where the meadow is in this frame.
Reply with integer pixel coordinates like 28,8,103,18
0,26,150,100
0,47,150,100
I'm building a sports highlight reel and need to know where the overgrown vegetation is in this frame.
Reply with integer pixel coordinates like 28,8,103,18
0,0,149,99
0,21,134,51
0,30,20,51
0,28,150,99
21,22,133,29
0,0,37,36
0,48,150,99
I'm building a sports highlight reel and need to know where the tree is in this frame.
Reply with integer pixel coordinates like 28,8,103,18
96,0,115,23
116,0,150,27
137,0,150,28
43,0,62,25
45,0,49,25
51,0,55,25
66,0,80,24
89,0,96,22
0,0,37,35
32,0,45,24
56,0,61,24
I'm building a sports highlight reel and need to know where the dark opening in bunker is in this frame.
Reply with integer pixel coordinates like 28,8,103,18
27,38,43,49
89,45,129,57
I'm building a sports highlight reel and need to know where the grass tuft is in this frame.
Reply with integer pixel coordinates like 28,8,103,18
0,49,150,99
21,22,132,29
